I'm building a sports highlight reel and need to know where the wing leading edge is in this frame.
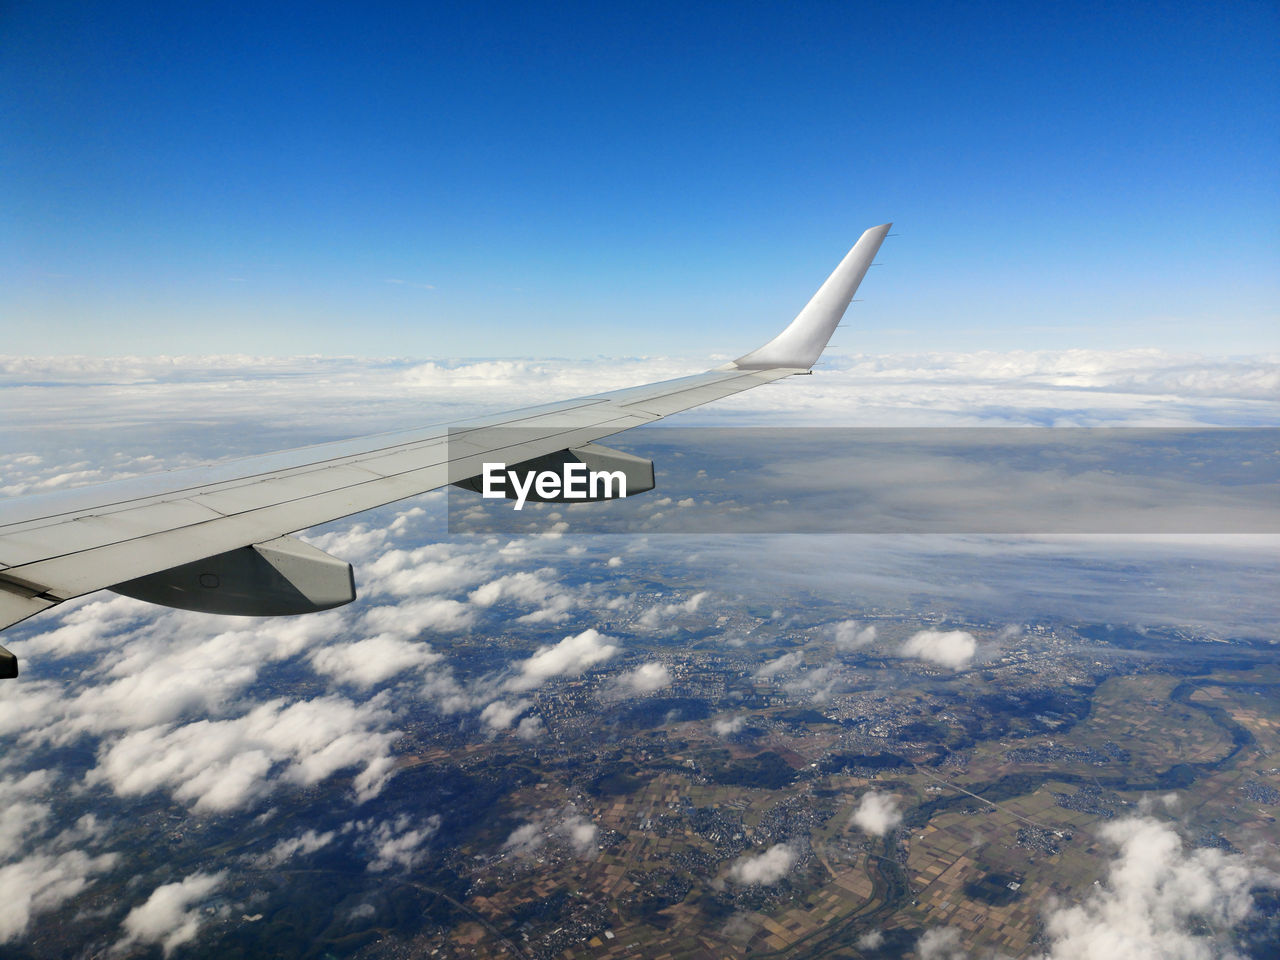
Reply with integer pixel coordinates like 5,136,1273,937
0,224,891,672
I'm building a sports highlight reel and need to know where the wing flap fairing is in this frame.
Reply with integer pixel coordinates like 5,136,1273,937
112,535,355,616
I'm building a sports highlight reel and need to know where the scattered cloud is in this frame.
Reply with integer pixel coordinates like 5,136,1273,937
916,926,966,960
609,662,672,697
833,620,877,651
851,792,902,837
1032,816,1276,960
359,545,487,601
856,929,885,950
309,634,442,689
361,595,477,641
711,715,746,736
783,665,840,703
557,814,598,857
502,809,598,859
505,629,618,692
515,715,545,740
900,630,977,670
480,698,531,732
722,912,756,940
754,650,804,679
470,570,577,624
638,591,708,629
252,829,336,869
363,814,441,872
0,770,55,859
13,595,152,659
3,351,1279,955
117,871,226,957
0,770,118,942
0,850,119,944
728,844,796,885
87,695,400,811
347,902,376,921
503,821,544,857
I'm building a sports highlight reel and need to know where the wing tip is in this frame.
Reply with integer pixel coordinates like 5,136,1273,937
732,223,892,370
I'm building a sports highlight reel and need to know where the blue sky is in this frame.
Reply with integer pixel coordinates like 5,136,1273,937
3,0,1276,358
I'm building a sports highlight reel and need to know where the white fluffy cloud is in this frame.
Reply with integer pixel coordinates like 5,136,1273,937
638,591,707,629
851,792,902,837
783,665,839,703
833,620,877,651
0,850,119,944
364,814,441,873
501,808,596,860
501,809,598,859
117,871,226,957
358,596,476,636
557,814,599,857
469,570,578,624
916,926,967,960
900,630,977,670
857,930,885,950
358,542,487,600
611,662,672,696
711,715,746,736
505,629,618,692
0,506,505,874
754,650,804,679
87,695,400,811
0,770,55,859
515,715,545,740
1032,816,1275,960
729,844,796,885
12,594,153,659
309,634,442,689
252,829,336,869
0,504,489,829
502,821,544,857
0,769,119,943
480,698,531,732
21,614,341,741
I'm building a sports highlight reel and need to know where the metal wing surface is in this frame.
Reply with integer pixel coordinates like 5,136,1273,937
0,224,890,670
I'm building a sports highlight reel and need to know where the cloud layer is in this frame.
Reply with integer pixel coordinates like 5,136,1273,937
1,350,1277,952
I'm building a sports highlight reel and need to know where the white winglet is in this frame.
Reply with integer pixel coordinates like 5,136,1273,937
733,222,891,370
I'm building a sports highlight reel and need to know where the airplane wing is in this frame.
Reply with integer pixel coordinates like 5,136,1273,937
0,223,891,674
